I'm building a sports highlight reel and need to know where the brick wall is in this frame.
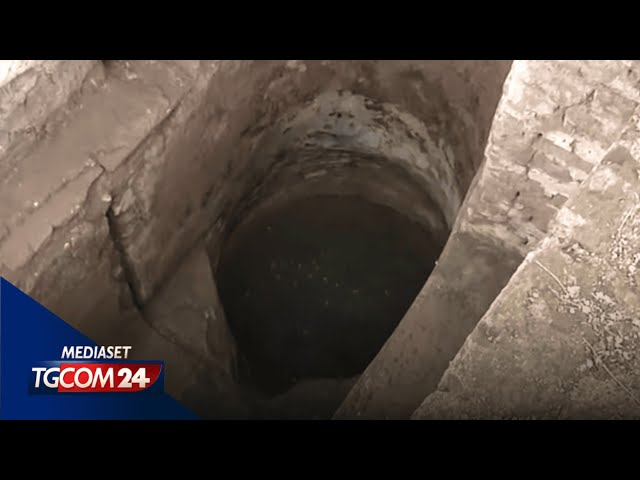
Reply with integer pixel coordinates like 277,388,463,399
458,60,640,253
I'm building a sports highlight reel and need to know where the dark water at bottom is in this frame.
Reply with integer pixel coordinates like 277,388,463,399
217,195,441,395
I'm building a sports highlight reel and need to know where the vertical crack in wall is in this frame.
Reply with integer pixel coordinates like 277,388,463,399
105,203,208,364
105,198,223,368
105,206,144,311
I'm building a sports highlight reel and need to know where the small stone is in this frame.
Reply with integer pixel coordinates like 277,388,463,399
569,307,576,314
112,265,123,278
567,286,580,298
581,305,591,314
32,201,39,208
586,358,594,368
532,292,539,298
63,242,70,250
101,193,112,203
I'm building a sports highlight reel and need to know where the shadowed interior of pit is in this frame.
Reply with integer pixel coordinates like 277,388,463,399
216,195,442,396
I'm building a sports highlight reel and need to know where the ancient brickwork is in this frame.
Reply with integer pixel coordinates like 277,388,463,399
414,114,640,419
459,60,640,253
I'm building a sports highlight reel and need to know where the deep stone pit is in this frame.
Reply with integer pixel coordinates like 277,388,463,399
217,194,441,395
6,60,640,419
206,86,483,403
0,60,512,419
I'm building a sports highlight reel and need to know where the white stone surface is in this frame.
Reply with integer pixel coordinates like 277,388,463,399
0,60,42,89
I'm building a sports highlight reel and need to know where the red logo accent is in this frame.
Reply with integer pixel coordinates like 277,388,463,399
57,363,162,393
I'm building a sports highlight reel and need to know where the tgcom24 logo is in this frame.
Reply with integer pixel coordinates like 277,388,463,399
29,345,164,394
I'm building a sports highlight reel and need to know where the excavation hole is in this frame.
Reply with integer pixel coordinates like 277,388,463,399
217,194,441,396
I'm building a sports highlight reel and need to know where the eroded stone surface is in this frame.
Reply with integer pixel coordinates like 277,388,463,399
413,140,640,419
0,59,196,283
0,60,99,160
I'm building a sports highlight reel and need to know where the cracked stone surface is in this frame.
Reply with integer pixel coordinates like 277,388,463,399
0,60,196,279
0,60,98,159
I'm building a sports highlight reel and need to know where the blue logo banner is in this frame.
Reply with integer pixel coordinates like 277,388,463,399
0,277,199,420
